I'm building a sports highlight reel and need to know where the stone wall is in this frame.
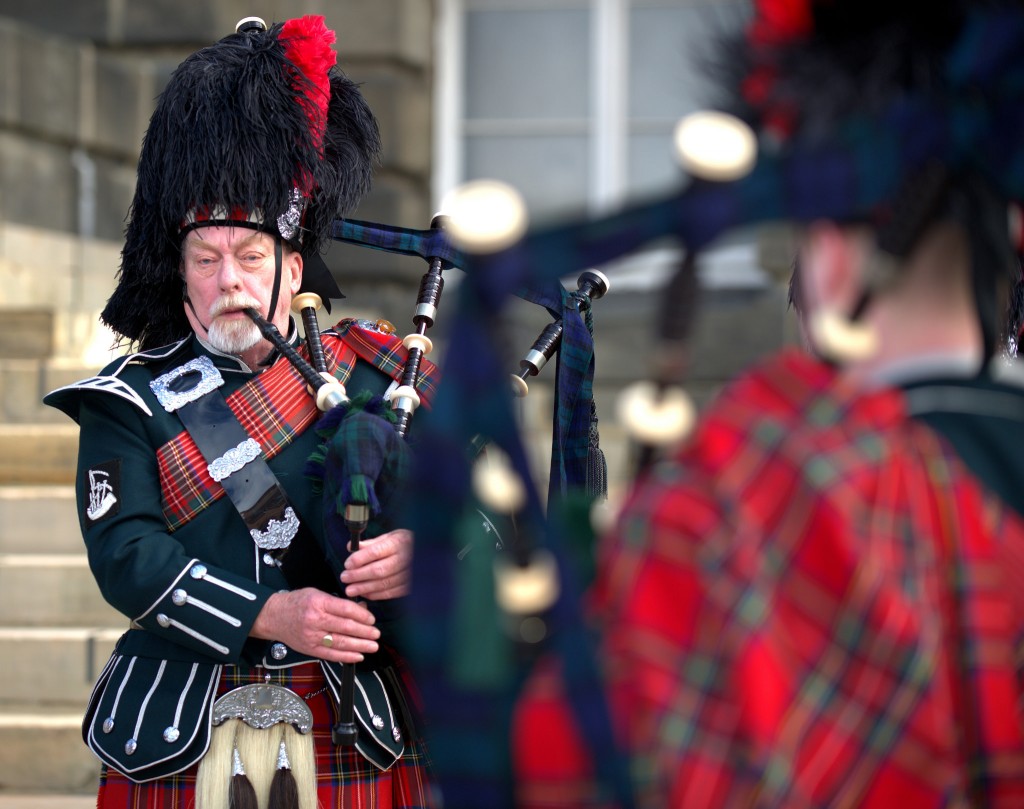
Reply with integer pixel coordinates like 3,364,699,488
0,1,437,361
0,1,801,500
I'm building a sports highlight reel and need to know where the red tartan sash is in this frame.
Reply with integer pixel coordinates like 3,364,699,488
156,320,439,531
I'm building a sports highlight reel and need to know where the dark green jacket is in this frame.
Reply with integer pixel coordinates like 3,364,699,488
44,319,415,780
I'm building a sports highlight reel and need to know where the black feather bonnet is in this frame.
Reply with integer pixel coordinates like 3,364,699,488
102,15,381,350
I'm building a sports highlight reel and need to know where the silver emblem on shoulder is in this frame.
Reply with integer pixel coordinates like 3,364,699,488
150,356,224,412
208,438,262,482
250,507,299,550
212,683,313,734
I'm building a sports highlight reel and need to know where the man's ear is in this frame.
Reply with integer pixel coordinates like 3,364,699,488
288,250,304,295
800,221,864,313
802,221,879,362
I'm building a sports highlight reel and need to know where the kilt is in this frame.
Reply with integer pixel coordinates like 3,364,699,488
95,661,435,808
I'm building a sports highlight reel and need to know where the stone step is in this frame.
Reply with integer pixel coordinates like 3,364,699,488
0,424,78,485
0,709,100,793
0,310,53,360
0,628,121,706
0,554,122,627
0,486,82,554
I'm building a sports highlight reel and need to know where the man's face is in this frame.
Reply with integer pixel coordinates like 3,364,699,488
181,227,302,356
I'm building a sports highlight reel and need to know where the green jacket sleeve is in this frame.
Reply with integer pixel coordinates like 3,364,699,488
75,389,278,663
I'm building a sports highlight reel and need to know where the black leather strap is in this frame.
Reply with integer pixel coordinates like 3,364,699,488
150,355,340,590
168,375,300,564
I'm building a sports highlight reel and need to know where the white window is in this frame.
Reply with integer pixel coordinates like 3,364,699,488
434,0,756,284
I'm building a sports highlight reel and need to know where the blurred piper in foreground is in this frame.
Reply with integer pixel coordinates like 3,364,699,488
512,1,1024,806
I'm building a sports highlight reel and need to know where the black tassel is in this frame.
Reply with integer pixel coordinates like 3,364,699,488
268,740,301,809
268,768,300,809
229,747,259,809
585,400,608,501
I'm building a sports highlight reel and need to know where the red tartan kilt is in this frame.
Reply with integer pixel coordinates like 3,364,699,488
96,662,434,808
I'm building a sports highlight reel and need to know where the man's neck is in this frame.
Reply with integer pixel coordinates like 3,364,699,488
842,293,982,389
238,341,277,372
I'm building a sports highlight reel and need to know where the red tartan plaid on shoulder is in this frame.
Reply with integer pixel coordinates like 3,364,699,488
158,320,438,530
513,349,1024,808
331,319,440,398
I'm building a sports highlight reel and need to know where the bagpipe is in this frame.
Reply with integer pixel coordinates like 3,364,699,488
241,210,614,763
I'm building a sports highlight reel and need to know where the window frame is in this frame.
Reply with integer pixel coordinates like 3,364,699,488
433,0,766,289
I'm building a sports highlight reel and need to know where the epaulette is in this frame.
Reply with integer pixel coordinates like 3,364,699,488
43,338,190,422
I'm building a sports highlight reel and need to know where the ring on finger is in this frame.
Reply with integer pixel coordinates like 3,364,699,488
322,633,334,648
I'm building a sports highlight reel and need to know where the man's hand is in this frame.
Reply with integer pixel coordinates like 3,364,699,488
250,588,380,663
340,527,413,600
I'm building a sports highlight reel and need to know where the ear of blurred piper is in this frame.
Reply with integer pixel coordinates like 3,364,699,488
798,210,999,382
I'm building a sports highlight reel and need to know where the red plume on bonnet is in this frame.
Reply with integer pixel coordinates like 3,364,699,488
741,0,812,138
281,15,337,150
748,0,812,46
